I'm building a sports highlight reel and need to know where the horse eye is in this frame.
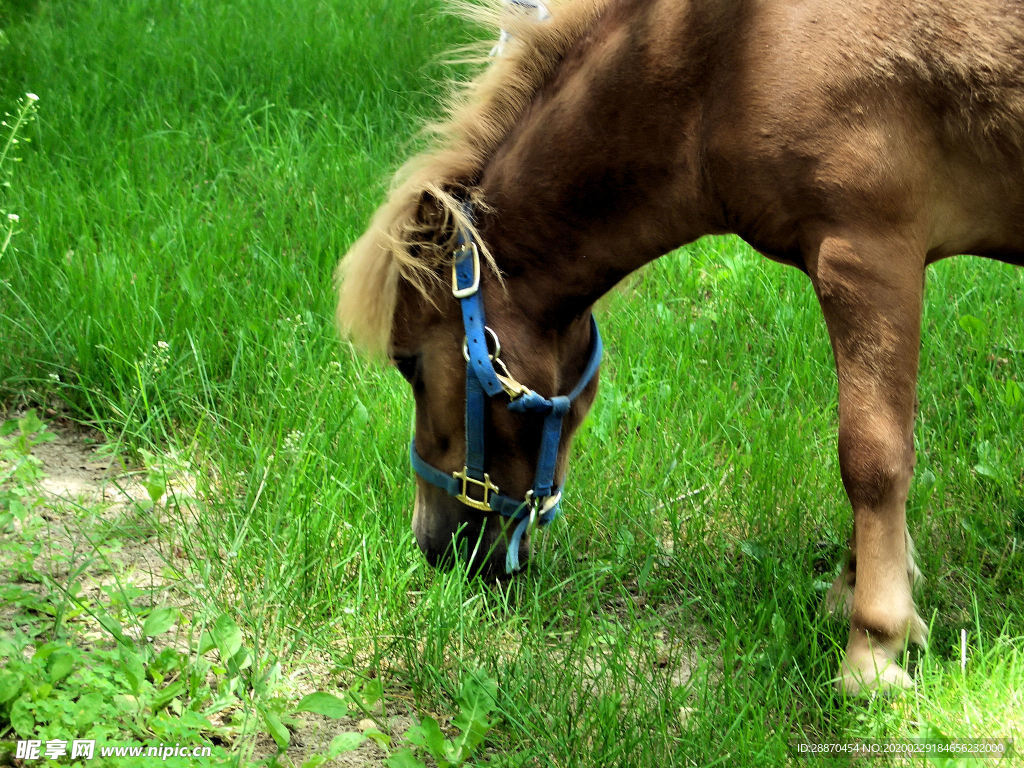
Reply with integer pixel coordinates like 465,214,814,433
391,355,419,383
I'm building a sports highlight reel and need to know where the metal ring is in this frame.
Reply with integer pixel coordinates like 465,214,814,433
462,326,501,363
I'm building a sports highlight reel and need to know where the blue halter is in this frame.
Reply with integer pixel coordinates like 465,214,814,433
409,218,603,574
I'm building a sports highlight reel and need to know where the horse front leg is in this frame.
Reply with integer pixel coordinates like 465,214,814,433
812,233,929,694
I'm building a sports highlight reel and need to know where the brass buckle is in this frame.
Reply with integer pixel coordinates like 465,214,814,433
494,361,533,401
451,242,480,298
452,467,499,511
461,326,533,401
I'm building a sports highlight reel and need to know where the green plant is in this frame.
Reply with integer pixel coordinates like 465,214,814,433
0,410,53,584
387,670,499,768
0,615,226,750
0,92,37,261
0,409,52,525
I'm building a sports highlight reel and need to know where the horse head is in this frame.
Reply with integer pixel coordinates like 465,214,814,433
339,183,602,581
379,191,602,576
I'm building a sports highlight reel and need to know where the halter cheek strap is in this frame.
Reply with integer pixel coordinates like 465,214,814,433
409,220,603,574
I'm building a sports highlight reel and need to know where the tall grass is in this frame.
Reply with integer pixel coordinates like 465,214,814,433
1,0,1021,764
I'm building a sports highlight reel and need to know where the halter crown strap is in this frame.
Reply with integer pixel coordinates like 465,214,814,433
410,210,602,574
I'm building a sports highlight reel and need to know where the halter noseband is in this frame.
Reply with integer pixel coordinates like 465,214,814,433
409,216,603,574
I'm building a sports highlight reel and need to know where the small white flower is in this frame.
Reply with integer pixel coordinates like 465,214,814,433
156,340,169,349
25,93,39,102
7,213,19,222
283,430,304,452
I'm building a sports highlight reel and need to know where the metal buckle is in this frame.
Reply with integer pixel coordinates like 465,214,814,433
461,326,533,401
493,360,532,401
539,490,562,515
462,325,501,362
525,490,561,518
451,241,480,298
452,467,499,511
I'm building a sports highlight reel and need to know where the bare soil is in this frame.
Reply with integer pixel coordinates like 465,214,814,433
0,419,404,766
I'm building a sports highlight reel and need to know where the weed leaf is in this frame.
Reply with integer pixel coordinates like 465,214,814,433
205,613,242,658
450,670,498,761
47,650,74,683
96,612,132,646
10,696,35,738
327,732,367,755
363,727,391,750
0,671,21,703
386,747,427,768
406,716,448,758
122,652,146,694
143,606,178,637
261,706,290,751
958,313,986,340
295,691,350,719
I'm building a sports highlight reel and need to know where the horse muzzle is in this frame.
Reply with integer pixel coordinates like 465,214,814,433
412,483,531,577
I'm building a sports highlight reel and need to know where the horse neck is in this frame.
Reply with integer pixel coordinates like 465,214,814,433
477,0,722,324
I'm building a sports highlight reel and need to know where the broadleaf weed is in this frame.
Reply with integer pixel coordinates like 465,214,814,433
388,669,499,768
0,410,51,525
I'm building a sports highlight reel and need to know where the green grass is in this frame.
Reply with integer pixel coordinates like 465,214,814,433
2,0,1022,765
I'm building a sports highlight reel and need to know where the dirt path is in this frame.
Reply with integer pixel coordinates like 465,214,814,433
1,420,190,635
0,417,408,767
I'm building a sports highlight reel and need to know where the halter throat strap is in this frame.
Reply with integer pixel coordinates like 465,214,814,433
410,218,603,574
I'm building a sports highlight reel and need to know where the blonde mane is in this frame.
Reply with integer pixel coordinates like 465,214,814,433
335,0,609,356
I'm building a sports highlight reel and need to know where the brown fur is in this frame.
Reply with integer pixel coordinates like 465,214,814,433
337,0,1024,693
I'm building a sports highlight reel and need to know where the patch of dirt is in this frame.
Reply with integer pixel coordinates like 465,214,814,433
31,424,141,502
1,418,404,767
257,713,417,767
1,419,198,638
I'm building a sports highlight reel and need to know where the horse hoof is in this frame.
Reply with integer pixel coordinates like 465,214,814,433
837,645,914,696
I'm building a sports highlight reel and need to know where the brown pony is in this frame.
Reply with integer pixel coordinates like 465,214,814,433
336,0,1024,694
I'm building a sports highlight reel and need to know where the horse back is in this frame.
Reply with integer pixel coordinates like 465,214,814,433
699,0,1024,264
